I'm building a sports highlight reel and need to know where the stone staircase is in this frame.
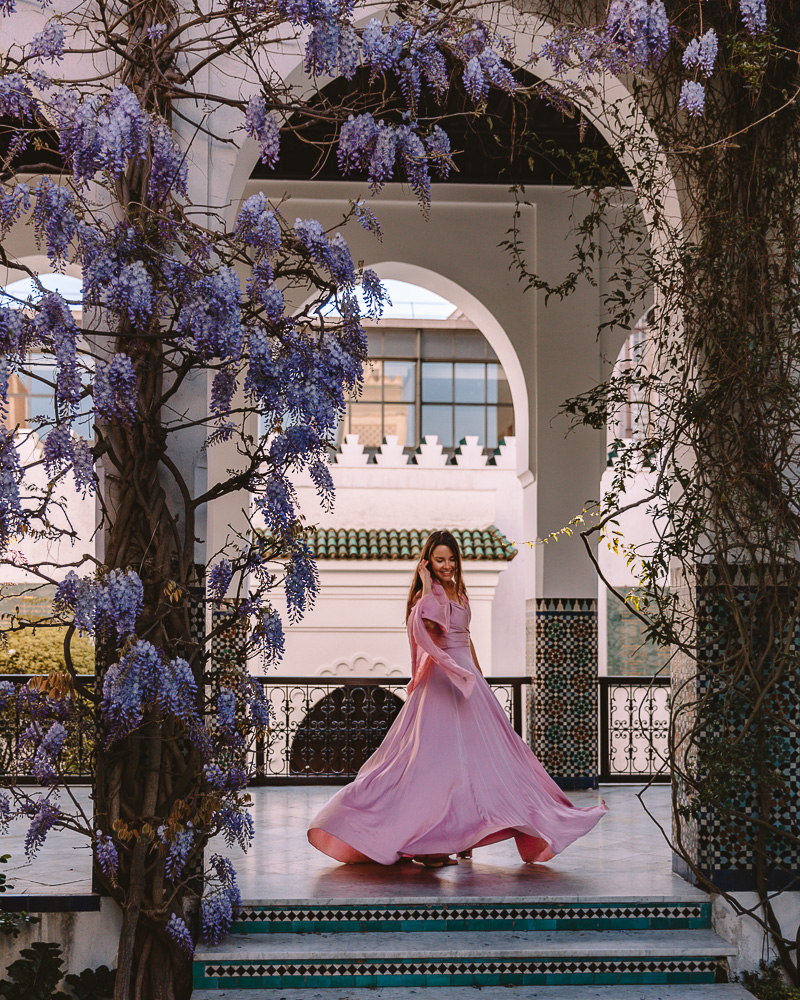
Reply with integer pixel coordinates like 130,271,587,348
192,894,751,999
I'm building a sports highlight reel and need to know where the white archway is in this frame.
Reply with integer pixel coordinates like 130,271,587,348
221,7,685,246
368,261,531,478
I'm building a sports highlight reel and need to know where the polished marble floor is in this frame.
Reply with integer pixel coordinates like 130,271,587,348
2,783,700,901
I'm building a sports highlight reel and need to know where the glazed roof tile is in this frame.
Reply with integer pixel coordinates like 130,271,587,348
300,526,517,561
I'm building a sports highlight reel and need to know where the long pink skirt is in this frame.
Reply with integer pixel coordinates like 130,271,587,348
307,642,607,865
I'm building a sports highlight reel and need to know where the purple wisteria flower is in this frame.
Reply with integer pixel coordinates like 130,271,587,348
0,433,25,548
0,74,35,118
208,559,233,603
679,80,706,117
32,179,77,263
683,29,718,77
108,261,153,326
94,353,138,425
605,0,670,69
96,568,144,639
23,796,61,857
213,804,255,851
739,0,767,34
217,688,237,735
53,85,149,183
177,267,243,361
147,22,167,39
30,22,65,62
0,183,30,235
304,20,358,79
254,609,285,664
0,790,10,833
95,831,120,882
201,854,242,946
164,823,195,879
236,193,281,255
0,680,15,710
149,118,188,202
166,913,194,956
245,96,280,168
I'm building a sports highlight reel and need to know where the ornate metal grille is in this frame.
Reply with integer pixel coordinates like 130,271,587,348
599,675,671,782
250,676,529,783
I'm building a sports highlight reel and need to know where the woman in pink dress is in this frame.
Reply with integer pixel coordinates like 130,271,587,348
307,529,607,868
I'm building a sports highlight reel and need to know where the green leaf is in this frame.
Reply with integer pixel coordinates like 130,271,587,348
0,941,68,1000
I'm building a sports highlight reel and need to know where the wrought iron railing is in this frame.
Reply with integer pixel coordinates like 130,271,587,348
249,675,529,783
598,675,671,783
0,674,96,782
0,673,670,784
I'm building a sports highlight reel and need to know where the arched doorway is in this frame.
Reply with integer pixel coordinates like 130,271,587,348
289,686,404,776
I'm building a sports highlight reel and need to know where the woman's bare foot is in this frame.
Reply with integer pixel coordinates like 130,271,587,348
412,854,458,868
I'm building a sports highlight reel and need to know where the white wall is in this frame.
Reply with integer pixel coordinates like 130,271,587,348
0,899,121,977
261,462,526,677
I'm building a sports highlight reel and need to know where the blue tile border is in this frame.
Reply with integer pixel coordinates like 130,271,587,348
193,955,721,989
0,894,101,913
231,899,711,935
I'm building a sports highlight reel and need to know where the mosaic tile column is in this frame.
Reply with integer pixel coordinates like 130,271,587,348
671,575,800,892
530,598,599,790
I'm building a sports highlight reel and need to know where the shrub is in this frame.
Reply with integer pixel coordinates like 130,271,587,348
0,627,94,675
742,963,800,1000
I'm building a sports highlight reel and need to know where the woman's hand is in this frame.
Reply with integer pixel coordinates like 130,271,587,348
418,558,433,595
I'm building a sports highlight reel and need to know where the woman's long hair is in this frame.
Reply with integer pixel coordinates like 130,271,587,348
405,530,468,622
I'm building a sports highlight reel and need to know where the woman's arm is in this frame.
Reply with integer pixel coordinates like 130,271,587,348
469,639,483,675
415,559,440,634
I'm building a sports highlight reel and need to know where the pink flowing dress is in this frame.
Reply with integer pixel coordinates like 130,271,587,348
307,582,607,864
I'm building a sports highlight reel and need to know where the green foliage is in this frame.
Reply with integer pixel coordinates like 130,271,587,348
0,855,39,939
0,627,94,676
0,939,115,1000
0,942,68,1000
742,963,800,1000
64,965,116,1000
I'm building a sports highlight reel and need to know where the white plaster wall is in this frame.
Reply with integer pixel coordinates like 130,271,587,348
0,898,121,977
1,432,96,584
261,561,510,678
712,892,800,977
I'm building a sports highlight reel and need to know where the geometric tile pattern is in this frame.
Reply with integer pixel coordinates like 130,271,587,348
671,576,800,891
232,901,711,935
193,955,720,989
532,598,599,790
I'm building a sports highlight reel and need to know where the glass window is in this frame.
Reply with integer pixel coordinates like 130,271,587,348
422,331,453,358
359,360,383,403
454,332,486,359
384,403,415,446
348,403,383,448
454,363,485,404
455,405,485,444
384,360,415,402
488,404,515,450
421,361,452,403
421,404,453,448
337,323,514,455
382,331,416,357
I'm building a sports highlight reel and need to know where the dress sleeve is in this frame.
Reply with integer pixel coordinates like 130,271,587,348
415,592,450,631
407,598,474,699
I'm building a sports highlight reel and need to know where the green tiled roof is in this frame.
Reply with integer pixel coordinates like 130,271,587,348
302,526,517,562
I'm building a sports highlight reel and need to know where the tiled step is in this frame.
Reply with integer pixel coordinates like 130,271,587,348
193,987,753,1000
232,897,711,934
193,927,736,990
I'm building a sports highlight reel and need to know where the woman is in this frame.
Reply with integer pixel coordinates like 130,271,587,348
307,529,607,868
